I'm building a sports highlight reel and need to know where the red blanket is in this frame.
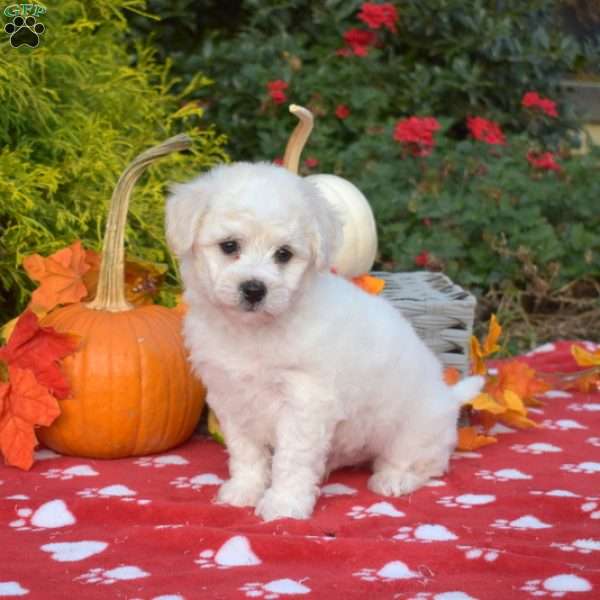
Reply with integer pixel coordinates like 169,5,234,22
2,341,599,599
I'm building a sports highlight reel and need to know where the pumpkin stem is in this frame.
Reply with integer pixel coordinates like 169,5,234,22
283,105,314,174
87,134,192,312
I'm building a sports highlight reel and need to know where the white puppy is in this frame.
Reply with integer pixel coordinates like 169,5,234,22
166,162,483,522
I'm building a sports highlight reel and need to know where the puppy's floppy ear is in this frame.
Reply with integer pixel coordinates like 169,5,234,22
306,182,344,271
165,179,209,257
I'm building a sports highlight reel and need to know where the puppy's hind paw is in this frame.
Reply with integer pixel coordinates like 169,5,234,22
368,470,427,497
255,488,315,522
216,477,266,508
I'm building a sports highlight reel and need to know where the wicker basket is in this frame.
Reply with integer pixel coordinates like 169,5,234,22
373,271,476,374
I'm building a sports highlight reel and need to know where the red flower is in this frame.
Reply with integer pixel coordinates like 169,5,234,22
526,151,561,172
414,251,431,268
267,80,288,105
467,116,506,145
343,28,376,56
335,104,351,119
393,116,441,157
521,91,558,118
358,2,398,32
304,157,319,169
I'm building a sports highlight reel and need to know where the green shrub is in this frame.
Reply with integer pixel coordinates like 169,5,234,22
0,0,228,323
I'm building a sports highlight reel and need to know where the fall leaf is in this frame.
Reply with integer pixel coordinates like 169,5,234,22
457,426,497,451
470,314,501,375
1,306,47,344
443,367,461,385
571,344,600,368
351,274,385,295
84,253,167,306
23,240,92,311
0,366,61,470
486,361,549,407
0,310,79,400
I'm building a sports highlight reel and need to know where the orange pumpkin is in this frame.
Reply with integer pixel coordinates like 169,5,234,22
37,136,205,458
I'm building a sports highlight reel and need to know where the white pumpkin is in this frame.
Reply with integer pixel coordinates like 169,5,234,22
306,174,378,277
283,104,378,277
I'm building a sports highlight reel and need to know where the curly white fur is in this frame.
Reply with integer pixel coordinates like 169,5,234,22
166,162,483,521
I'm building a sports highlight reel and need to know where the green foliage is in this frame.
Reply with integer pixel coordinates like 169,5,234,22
0,0,228,323
125,0,599,313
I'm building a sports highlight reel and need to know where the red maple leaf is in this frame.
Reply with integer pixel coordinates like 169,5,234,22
0,366,61,470
0,310,79,400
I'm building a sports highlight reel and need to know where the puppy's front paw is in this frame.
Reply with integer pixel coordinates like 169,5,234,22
255,488,315,522
216,477,266,508
368,470,427,497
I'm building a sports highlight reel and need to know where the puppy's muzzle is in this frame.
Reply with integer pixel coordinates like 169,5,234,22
239,279,267,308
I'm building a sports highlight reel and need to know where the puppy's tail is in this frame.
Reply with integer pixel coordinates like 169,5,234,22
450,375,485,406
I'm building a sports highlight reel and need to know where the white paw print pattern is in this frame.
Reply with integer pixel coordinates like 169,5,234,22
393,524,457,543
581,500,600,520
9,499,75,532
561,462,600,474
551,538,600,554
75,565,150,585
353,560,420,582
41,464,99,480
511,442,562,455
521,574,592,597
170,473,224,491
239,579,310,598
541,419,586,431
437,494,496,509
346,501,405,519
195,536,261,570
40,540,108,562
320,483,357,496
134,454,189,468
530,489,580,498
568,402,600,412
457,545,499,562
491,515,552,530
409,592,477,600
476,468,532,482
587,436,600,447
0,582,29,596
77,484,151,506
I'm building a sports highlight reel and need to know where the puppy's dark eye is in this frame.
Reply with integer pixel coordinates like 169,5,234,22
274,246,293,264
219,240,240,255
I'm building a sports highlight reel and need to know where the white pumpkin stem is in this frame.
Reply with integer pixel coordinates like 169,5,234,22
283,104,314,174
87,134,192,312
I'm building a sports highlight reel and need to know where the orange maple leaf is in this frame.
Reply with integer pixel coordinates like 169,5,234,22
470,314,501,375
0,366,61,470
23,240,92,311
0,311,79,400
351,274,386,295
486,361,549,407
457,426,497,451
571,345,600,368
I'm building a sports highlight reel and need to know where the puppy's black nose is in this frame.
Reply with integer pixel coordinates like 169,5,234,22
239,279,267,304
